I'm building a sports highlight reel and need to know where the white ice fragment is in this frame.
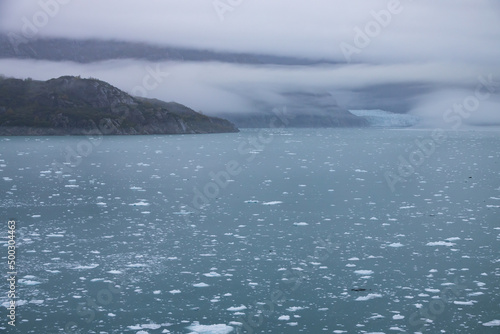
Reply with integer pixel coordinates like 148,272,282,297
72,264,99,270
107,270,122,274
453,301,476,305
483,320,500,327
262,201,283,206
355,293,382,301
187,322,234,334
354,270,374,275
29,300,44,305
129,201,150,206
227,305,247,312
426,241,456,246
126,263,148,268
286,306,305,312
193,282,209,288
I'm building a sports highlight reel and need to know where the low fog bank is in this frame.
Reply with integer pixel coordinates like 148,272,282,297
1,58,499,127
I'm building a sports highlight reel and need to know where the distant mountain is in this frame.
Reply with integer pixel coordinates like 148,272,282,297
0,76,238,135
217,110,368,128
215,92,368,128
0,34,335,65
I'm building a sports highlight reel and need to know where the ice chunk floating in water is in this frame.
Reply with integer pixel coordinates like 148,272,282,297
1,128,499,333
187,322,234,333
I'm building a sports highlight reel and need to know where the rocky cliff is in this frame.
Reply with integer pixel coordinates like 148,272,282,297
0,76,238,135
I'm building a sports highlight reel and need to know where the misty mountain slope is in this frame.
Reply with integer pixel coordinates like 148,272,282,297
216,92,368,128
0,76,238,135
0,34,426,117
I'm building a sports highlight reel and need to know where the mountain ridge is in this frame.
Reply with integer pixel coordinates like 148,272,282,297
0,75,239,135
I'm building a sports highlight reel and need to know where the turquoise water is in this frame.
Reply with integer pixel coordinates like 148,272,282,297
0,128,499,333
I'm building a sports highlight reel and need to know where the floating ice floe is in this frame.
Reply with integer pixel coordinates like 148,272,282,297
169,290,181,294
286,306,305,312
483,320,500,327
467,292,484,297
45,270,61,274
293,222,308,226
2,300,27,308
203,272,222,277
388,243,404,248
46,233,64,237
193,282,210,288
354,270,374,275
18,279,41,285
187,322,234,334
262,201,283,206
278,315,290,320
227,305,247,312
72,264,99,270
126,263,148,268
426,241,456,246
107,270,122,274
369,314,384,319
29,300,44,305
355,293,382,301
129,200,150,206
128,323,162,331
453,300,476,305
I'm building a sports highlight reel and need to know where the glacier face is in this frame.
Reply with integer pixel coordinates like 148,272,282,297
350,109,420,127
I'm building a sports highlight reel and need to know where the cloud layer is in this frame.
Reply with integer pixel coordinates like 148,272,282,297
1,0,499,63
0,0,499,126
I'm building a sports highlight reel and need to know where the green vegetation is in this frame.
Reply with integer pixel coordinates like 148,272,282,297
0,75,238,135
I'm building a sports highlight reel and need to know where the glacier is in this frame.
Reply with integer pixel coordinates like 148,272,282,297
350,109,420,127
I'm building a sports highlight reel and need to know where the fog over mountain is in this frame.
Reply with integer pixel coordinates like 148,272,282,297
1,0,499,127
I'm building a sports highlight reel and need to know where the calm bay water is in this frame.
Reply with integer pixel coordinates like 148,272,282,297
0,128,499,333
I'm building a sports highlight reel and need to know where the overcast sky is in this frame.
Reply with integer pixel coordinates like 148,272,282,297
1,0,499,126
